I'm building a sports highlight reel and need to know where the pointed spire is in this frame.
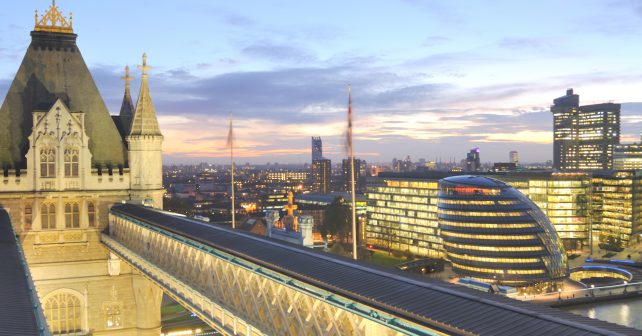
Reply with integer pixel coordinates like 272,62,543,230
129,53,162,137
120,66,134,117
119,66,135,135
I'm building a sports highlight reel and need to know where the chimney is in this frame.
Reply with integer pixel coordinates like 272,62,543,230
566,88,574,96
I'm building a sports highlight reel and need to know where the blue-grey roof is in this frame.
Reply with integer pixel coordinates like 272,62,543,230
0,209,47,335
111,204,640,336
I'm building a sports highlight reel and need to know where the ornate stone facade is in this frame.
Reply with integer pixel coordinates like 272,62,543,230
0,2,165,335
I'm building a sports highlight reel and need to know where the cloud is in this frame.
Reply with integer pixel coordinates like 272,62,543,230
423,36,449,47
241,41,316,63
80,57,642,164
499,37,556,50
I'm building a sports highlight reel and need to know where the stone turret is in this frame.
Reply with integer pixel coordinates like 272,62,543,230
127,53,164,207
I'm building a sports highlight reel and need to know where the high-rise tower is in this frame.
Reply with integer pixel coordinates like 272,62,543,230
311,136,323,162
552,89,620,170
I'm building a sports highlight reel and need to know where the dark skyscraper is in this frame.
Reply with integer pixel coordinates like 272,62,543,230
311,158,332,193
466,148,481,172
311,136,323,162
552,89,620,170
342,158,367,193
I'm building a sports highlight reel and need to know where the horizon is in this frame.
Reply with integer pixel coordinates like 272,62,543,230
1,1,642,164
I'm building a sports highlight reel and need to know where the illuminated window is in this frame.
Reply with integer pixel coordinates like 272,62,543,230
65,203,80,229
41,204,56,230
40,148,56,177
44,291,83,335
64,148,79,177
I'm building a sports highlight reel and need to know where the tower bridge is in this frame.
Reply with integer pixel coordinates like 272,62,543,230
101,204,637,336
0,2,641,335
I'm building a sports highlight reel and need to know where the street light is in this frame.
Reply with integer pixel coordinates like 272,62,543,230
590,284,595,297
558,288,562,300
624,280,628,294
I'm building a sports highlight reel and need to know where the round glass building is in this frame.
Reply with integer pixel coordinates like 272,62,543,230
438,175,567,293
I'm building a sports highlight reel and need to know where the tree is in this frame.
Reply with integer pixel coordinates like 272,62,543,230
321,197,351,243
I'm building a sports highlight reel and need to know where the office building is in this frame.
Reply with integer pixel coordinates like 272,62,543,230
367,171,597,258
551,89,620,170
614,144,642,170
311,159,332,193
592,171,642,248
495,172,592,252
438,176,567,291
266,171,309,183
466,148,481,172
342,158,367,193
510,151,519,165
311,136,323,162
492,162,517,172
366,172,452,258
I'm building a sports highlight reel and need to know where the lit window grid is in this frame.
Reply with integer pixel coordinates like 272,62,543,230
366,182,444,258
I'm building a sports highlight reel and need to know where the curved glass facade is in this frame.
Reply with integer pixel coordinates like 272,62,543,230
438,176,567,289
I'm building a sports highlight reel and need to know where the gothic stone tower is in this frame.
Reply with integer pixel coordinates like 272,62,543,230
0,2,164,335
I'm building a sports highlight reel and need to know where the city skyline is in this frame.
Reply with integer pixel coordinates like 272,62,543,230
2,1,642,164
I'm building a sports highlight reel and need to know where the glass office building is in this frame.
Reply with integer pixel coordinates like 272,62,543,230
551,89,620,170
366,173,452,258
494,172,591,252
592,171,642,248
614,144,642,170
438,176,567,291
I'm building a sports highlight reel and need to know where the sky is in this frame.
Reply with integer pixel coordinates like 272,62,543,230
2,1,642,164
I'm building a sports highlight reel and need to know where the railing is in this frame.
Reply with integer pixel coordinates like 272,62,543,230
516,281,642,305
106,209,444,336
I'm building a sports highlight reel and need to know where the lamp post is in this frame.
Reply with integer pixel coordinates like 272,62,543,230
590,284,595,297
558,288,562,300
623,280,628,294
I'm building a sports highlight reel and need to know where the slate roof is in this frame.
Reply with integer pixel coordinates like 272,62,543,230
0,209,47,335
112,204,642,336
0,30,126,167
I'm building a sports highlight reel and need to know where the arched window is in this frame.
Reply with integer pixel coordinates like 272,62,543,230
87,202,96,227
41,204,56,230
43,291,84,335
40,148,56,177
64,148,79,177
65,203,80,229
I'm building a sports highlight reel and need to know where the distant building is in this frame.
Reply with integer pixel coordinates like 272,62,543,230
551,89,620,170
491,162,516,172
311,159,332,193
466,148,481,172
510,151,519,165
311,136,323,162
341,158,367,193
392,156,413,172
614,144,642,170
438,175,567,292
266,171,309,183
